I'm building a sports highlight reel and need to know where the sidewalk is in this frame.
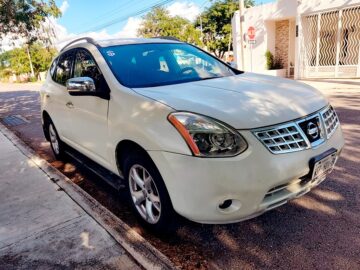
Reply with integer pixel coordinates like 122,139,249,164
0,130,140,269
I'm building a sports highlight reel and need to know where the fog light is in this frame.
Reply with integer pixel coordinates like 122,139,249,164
218,199,242,213
219,199,233,209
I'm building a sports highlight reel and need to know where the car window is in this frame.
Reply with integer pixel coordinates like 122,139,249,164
173,49,219,75
55,52,73,85
49,58,57,78
73,49,102,87
100,43,235,88
159,56,169,72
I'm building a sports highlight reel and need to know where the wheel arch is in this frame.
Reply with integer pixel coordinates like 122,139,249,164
115,139,176,221
115,140,153,174
42,110,52,141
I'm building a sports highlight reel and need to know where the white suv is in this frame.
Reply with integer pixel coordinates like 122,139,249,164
41,37,344,230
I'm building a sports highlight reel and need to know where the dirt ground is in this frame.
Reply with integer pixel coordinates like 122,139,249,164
0,79,359,270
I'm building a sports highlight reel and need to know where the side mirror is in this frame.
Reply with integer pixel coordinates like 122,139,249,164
66,77,96,95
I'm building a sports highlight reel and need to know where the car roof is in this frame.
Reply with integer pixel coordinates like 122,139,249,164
98,37,183,47
61,37,183,52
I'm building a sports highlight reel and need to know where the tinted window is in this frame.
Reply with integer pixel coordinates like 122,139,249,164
74,49,103,88
55,52,73,85
101,43,235,88
49,58,57,78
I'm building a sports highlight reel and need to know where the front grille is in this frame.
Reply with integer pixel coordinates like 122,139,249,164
297,115,323,143
321,106,339,139
254,123,309,154
253,105,340,154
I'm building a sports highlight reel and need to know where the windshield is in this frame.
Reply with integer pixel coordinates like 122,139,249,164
100,43,235,88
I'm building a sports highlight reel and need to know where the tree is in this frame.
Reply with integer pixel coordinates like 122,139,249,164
0,50,12,80
0,0,61,45
138,7,202,46
8,47,31,75
29,43,57,75
0,43,57,77
195,0,254,58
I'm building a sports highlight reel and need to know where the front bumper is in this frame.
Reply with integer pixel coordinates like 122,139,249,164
148,126,344,224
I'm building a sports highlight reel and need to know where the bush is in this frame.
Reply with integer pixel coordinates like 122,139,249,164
0,68,13,82
265,50,283,70
265,50,273,70
29,76,38,82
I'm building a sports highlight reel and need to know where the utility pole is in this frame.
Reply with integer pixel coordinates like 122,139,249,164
239,0,245,70
199,15,206,50
227,31,232,62
26,44,35,78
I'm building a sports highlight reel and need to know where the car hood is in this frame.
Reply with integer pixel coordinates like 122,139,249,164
133,73,328,129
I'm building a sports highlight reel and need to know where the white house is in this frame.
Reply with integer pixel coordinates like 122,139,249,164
231,0,360,79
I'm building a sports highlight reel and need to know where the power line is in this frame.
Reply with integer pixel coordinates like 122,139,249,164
75,0,146,32
199,0,211,9
80,0,174,34
56,0,175,46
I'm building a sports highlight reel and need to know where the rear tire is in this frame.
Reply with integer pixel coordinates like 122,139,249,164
123,152,175,232
47,120,66,160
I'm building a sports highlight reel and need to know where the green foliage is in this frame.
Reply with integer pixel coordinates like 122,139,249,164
0,68,13,81
0,43,57,77
0,50,11,68
195,0,254,59
0,0,61,44
265,50,273,70
265,50,283,70
137,7,203,46
8,47,31,75
29,43,57,74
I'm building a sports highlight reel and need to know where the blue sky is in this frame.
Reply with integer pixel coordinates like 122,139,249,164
55,0,274,36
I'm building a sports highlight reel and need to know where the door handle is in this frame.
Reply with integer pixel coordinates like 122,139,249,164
66,101,74,109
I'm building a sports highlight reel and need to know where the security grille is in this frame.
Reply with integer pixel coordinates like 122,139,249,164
301,6,360,78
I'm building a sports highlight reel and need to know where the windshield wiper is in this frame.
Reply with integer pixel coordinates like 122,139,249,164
198,76,224,81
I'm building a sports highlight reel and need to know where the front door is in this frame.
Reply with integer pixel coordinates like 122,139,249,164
64,49,110,167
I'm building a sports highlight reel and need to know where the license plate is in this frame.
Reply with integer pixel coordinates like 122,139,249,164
311,149,338,182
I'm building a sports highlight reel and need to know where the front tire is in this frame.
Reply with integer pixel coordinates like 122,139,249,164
47,121,66,160
123,152,175,232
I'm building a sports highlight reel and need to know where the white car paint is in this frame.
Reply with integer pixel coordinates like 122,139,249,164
134,73,329,129
41,38,344,224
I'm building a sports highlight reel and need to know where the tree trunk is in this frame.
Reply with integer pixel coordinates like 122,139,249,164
26,45,35,78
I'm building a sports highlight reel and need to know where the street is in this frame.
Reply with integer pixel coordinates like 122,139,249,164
0,80,359,269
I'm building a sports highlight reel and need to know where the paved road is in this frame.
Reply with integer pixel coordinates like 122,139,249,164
0,80,359,269
0,125,140,269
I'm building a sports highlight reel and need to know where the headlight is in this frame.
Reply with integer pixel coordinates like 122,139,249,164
168,112,247,157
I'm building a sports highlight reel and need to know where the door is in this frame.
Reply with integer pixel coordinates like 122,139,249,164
64,49,110,166
47,50,75,138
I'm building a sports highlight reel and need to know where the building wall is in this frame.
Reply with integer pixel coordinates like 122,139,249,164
232,0,360,78
275,20,289,70
298,0,360,14
231,0,297,72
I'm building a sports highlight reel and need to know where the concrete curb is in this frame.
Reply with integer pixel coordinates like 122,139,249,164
0,122,176,270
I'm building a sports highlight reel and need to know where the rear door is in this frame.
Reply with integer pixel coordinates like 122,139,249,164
63,48,110,167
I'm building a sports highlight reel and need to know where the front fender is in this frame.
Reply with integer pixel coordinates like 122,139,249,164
107,88,191,169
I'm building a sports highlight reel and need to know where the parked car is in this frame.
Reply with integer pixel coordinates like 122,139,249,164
41,37,344,230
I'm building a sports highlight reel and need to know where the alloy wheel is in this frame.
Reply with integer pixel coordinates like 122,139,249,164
129,164,161,224
49,124,60,155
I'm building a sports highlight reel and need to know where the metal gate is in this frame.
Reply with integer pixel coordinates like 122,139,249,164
301,6,360,78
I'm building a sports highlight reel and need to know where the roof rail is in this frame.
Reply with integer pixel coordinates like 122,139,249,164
153,36,181,42
60,37,99,52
